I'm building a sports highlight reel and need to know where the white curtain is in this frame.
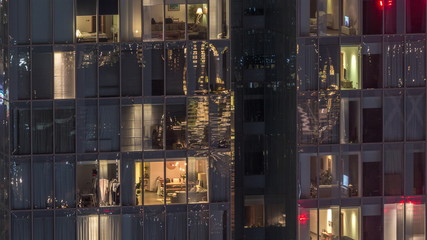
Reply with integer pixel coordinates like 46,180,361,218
100,215,121,240
77,215,121,240
77,215,98,240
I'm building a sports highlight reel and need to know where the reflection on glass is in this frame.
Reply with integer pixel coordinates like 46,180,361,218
188,42,209,95
318,91,340,144
298,94,318,144
121,103,143,152
54,50,76,99
166,43,186,95
188,97,209,149
209,42,229,93
405,36,426,87
188,204,209,239
143,43,165,96
121,44,143,96
11,157,31,209
99,45,120,97
10,47,30,100
385,36,404,88
362,39,382,89
188,153,209,203
210,95,231,148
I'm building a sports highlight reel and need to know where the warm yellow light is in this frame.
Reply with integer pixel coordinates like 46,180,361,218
196,8,203,15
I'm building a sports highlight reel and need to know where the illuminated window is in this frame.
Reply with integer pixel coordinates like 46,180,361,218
76,0,120,43
340,46,361,90
244,196,264,228
54,50,75,99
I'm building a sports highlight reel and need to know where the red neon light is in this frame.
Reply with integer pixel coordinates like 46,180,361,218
378,0,393,8
299,214,309,224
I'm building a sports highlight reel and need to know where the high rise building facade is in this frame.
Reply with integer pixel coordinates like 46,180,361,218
298,1,427,240
234,0,427,240
1,0,232,239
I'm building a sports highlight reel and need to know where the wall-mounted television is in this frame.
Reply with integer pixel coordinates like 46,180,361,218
344,16,350,27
